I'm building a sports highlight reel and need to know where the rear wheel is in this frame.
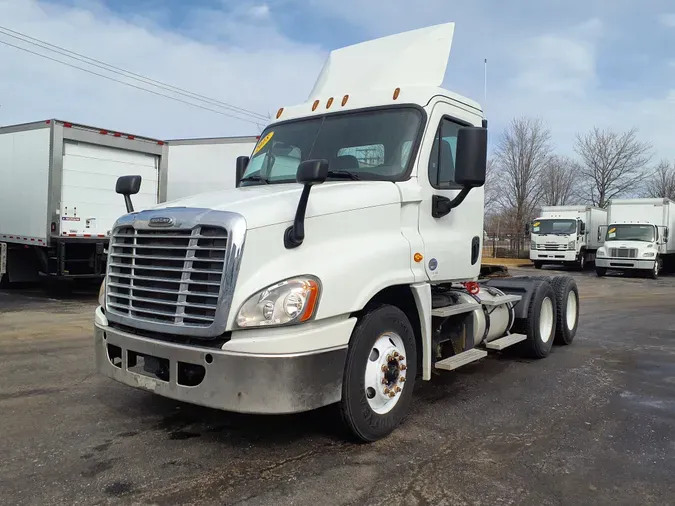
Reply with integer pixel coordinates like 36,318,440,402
548,276,579,345
513,280,556,359
339,304,417,442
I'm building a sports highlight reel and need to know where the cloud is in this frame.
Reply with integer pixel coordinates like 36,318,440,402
0,0,325,138
659,13,675,27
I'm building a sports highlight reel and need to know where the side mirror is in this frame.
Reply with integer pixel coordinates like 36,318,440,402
431,127,487,219
580,222,586,234
236,156,249,186
454,127,487,188
297,159,328,185
115,175,142,213
284,159,328,249
664,228,669,241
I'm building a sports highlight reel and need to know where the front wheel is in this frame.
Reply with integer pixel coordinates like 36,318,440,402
576,252,586,271
648,257,662,279
533,261,543,270
339,304,417,442
596,267,607,277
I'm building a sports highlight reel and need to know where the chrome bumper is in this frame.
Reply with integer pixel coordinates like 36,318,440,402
596,258,654,270
94,308,349,414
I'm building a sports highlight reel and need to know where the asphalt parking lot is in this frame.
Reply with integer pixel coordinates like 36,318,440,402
1,267,674,506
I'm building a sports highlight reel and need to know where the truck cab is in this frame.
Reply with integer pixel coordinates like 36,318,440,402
94,23,580,441
529,206,607,270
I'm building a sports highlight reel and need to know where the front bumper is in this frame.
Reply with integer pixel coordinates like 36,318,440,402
94,307,351,414
530,250,577,262
596,258,655,270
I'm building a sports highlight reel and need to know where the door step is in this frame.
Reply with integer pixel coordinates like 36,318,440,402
435,348,487,371
479,294,522,306
484,333,527,350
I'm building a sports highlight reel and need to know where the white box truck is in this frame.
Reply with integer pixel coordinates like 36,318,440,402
0,119,168,284
93,23,580,442
596,198,675,279
529,205,608,270
166,136,258,201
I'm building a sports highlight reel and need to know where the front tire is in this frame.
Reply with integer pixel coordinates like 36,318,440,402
648,257,662,279
576,252,586,271
339,304,417,442
595,267,607,277
533,261,543,270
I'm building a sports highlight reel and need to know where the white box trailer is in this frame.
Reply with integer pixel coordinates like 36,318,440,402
529,205,608,270
596,198,675,278
0,119,168,283
166,136,258,201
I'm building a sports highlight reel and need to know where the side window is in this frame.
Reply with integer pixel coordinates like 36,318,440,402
401,140,412,167
337,144,384,168
428,118,461,188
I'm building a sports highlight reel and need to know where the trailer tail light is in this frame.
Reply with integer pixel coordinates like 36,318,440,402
157,140,165,145
113,132,121,137
99,129,108,135
63,122,72,128
127,135,135,140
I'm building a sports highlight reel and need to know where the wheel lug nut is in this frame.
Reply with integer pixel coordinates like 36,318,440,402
399,355,405,361
386,355,393,362
388,391,396,398
395,386,401,393
393,351,399,358
400,376,406,382
382,378,388,385
400,364,407,371
381,365,388,372
384,388,390,394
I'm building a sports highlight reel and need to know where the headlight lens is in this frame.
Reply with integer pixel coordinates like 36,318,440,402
568,240,575,249
98,279,106,308
597,250,605,257
530,241,537,250
236,276,321,328
642,252,655,257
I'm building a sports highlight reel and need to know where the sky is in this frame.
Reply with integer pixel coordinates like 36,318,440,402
0,0,674,161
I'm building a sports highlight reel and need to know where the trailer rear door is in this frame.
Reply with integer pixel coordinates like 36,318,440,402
59,141,159,237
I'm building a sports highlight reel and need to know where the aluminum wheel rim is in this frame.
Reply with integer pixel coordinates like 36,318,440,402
566,290,577,331
654,260,659,276
364,332,407,415
539,297,554,343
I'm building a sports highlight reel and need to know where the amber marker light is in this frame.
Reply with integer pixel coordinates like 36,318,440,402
393,87,401,100
312,100,320,111
276,108,284,119
414,252,423,263
342,94,349,106
300,279,321,322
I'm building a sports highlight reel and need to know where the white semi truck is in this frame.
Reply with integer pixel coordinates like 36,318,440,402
93,23,580,441
529,205,608,270
596,198,675,279
0,119,168,284
166,136,259,201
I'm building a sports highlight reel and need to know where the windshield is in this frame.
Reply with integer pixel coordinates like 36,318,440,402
241,107,423,184
606,224,655,242
531,219,576,235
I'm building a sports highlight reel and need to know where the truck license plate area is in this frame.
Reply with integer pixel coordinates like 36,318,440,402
105,343,206,387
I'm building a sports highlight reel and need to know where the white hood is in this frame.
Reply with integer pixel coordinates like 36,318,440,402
150,181,402,229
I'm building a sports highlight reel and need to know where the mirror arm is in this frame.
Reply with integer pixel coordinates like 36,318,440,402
123,195,134,213
432,187,472,219
284,185,312,249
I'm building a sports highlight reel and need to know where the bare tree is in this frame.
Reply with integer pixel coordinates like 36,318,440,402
483,157,499,212
574,127,652,207
539,155,579,206
494,117,553,255
642,160,675,200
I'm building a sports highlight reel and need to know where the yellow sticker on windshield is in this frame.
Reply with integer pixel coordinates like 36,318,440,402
253,131,274,155
533,221,541,227
608,227,616,234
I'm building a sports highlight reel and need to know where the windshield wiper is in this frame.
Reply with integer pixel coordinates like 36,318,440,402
326,170,361,181
239,174,268,184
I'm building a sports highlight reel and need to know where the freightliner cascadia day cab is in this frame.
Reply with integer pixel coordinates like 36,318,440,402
0,119,167,284
596,198,675,279
94,23,581,441
529,205,608,270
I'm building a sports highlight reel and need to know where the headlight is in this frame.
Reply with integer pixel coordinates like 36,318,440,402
236,276,321,328
530,241,537,250
98,279,106,308
642,252,655,258
568,240,575,249
597,250,605,257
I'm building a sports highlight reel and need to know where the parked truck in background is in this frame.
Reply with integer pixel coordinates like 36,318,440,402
93,23,580,441
596,198,674,279
166,136,258,201
529,205,608,270
0,119,168,284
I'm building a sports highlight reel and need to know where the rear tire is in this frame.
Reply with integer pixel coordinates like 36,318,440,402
595,267,606,277
339,304,417,442
548,276,579,345
513,280,556,359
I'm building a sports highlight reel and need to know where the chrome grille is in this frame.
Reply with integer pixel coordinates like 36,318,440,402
106,226,227,327
541,243,567,251
609,248,637,259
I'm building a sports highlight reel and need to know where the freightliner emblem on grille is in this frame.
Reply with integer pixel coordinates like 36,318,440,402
148,216,174,227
